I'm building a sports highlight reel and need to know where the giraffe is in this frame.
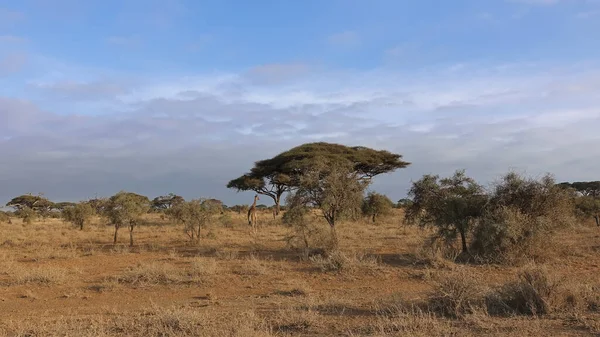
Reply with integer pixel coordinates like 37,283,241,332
247,194,259,230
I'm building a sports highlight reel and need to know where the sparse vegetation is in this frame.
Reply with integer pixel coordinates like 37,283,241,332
0,144,599,336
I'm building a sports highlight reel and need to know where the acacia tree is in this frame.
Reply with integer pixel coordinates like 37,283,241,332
405,170,488,255
289,160,369,246
104,191,150,246
362,192,394,223
227,142,410,215
62,202,94,230
166,199,221,243
151,193,185,211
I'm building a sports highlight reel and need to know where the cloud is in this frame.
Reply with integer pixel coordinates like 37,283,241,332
327,31,361,49
30,79,131,100
2,61,600,206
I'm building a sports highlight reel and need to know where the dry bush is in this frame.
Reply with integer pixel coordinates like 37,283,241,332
0,306,273,337
9,265,74,285
232,255,270,276
267,308,321,335
113,262,184,286
426,268,487,318
309,250,381,274
370,307,457,337
187,257,220,281
0,211,11,223
471,172,576,264
486,264,566,316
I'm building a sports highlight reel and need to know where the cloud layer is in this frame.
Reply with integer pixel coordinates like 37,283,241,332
2,61,600,206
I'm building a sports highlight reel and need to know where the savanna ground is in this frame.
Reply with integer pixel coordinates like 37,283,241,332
0,209,599,336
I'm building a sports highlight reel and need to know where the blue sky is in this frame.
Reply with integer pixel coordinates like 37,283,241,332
1,0,600,206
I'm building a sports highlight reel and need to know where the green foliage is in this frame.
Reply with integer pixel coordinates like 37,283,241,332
282,194,333,256
557,181,600,197
104,191,151,246
471,172,576,263
6,194,54,217
228,142,410,216
62,202,94,230
573,196,600,225
18,207,37,224
396,198,414,209
405,169,487,255
84,198,108,215
151,193,184,211
53,202,76,211
361,192,394,222
288,160,368,246
166,199,221,243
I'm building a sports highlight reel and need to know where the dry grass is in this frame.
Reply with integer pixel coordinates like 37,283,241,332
0,210,598,336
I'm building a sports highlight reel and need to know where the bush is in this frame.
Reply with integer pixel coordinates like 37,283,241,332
426,269,486,318
362,192,394,223
471,172,575,264
486,265,564,316
0,211,10,223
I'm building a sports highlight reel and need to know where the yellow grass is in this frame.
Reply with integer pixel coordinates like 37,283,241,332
0,209,598,336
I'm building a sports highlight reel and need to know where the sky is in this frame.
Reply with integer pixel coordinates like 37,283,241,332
1,0,600,207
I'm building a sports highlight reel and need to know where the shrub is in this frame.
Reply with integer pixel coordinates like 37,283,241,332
362,192,394,223
486,264,564,316
426,269,486,318
62,202,94,230
471,172,575,263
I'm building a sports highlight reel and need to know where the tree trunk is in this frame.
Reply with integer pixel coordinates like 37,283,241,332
113,224,120,244
459,228,468,254
275,194,281,216
595,214,599,227
129,223,134,247
79,220,84,231
330,225,338,248
372,214,376,223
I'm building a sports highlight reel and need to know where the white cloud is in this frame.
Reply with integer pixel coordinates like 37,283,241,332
2,60,600,205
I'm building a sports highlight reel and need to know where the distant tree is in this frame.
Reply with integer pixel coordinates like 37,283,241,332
405,170,488,255
557,181,600,197
151,193,185,211
362,192,394,223
85,198,108,215
229,204,249,214
62,202,94,230
166,199,221,243
51,202,76,212
104,191,150,246
228,142,410,216
6,194,54,213
396,198,414,209
288,160,368,246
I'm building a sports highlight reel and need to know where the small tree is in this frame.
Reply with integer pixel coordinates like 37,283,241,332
405,170,487,255
289,160,368,246
166,199,221,243
104,191,150,246
62,202,94,230
151,193,185,211
362,192,394,223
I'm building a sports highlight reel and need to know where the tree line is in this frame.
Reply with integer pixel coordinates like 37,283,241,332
2,141,599,261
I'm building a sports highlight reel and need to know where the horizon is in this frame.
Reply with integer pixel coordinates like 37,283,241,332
2,0,600,207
